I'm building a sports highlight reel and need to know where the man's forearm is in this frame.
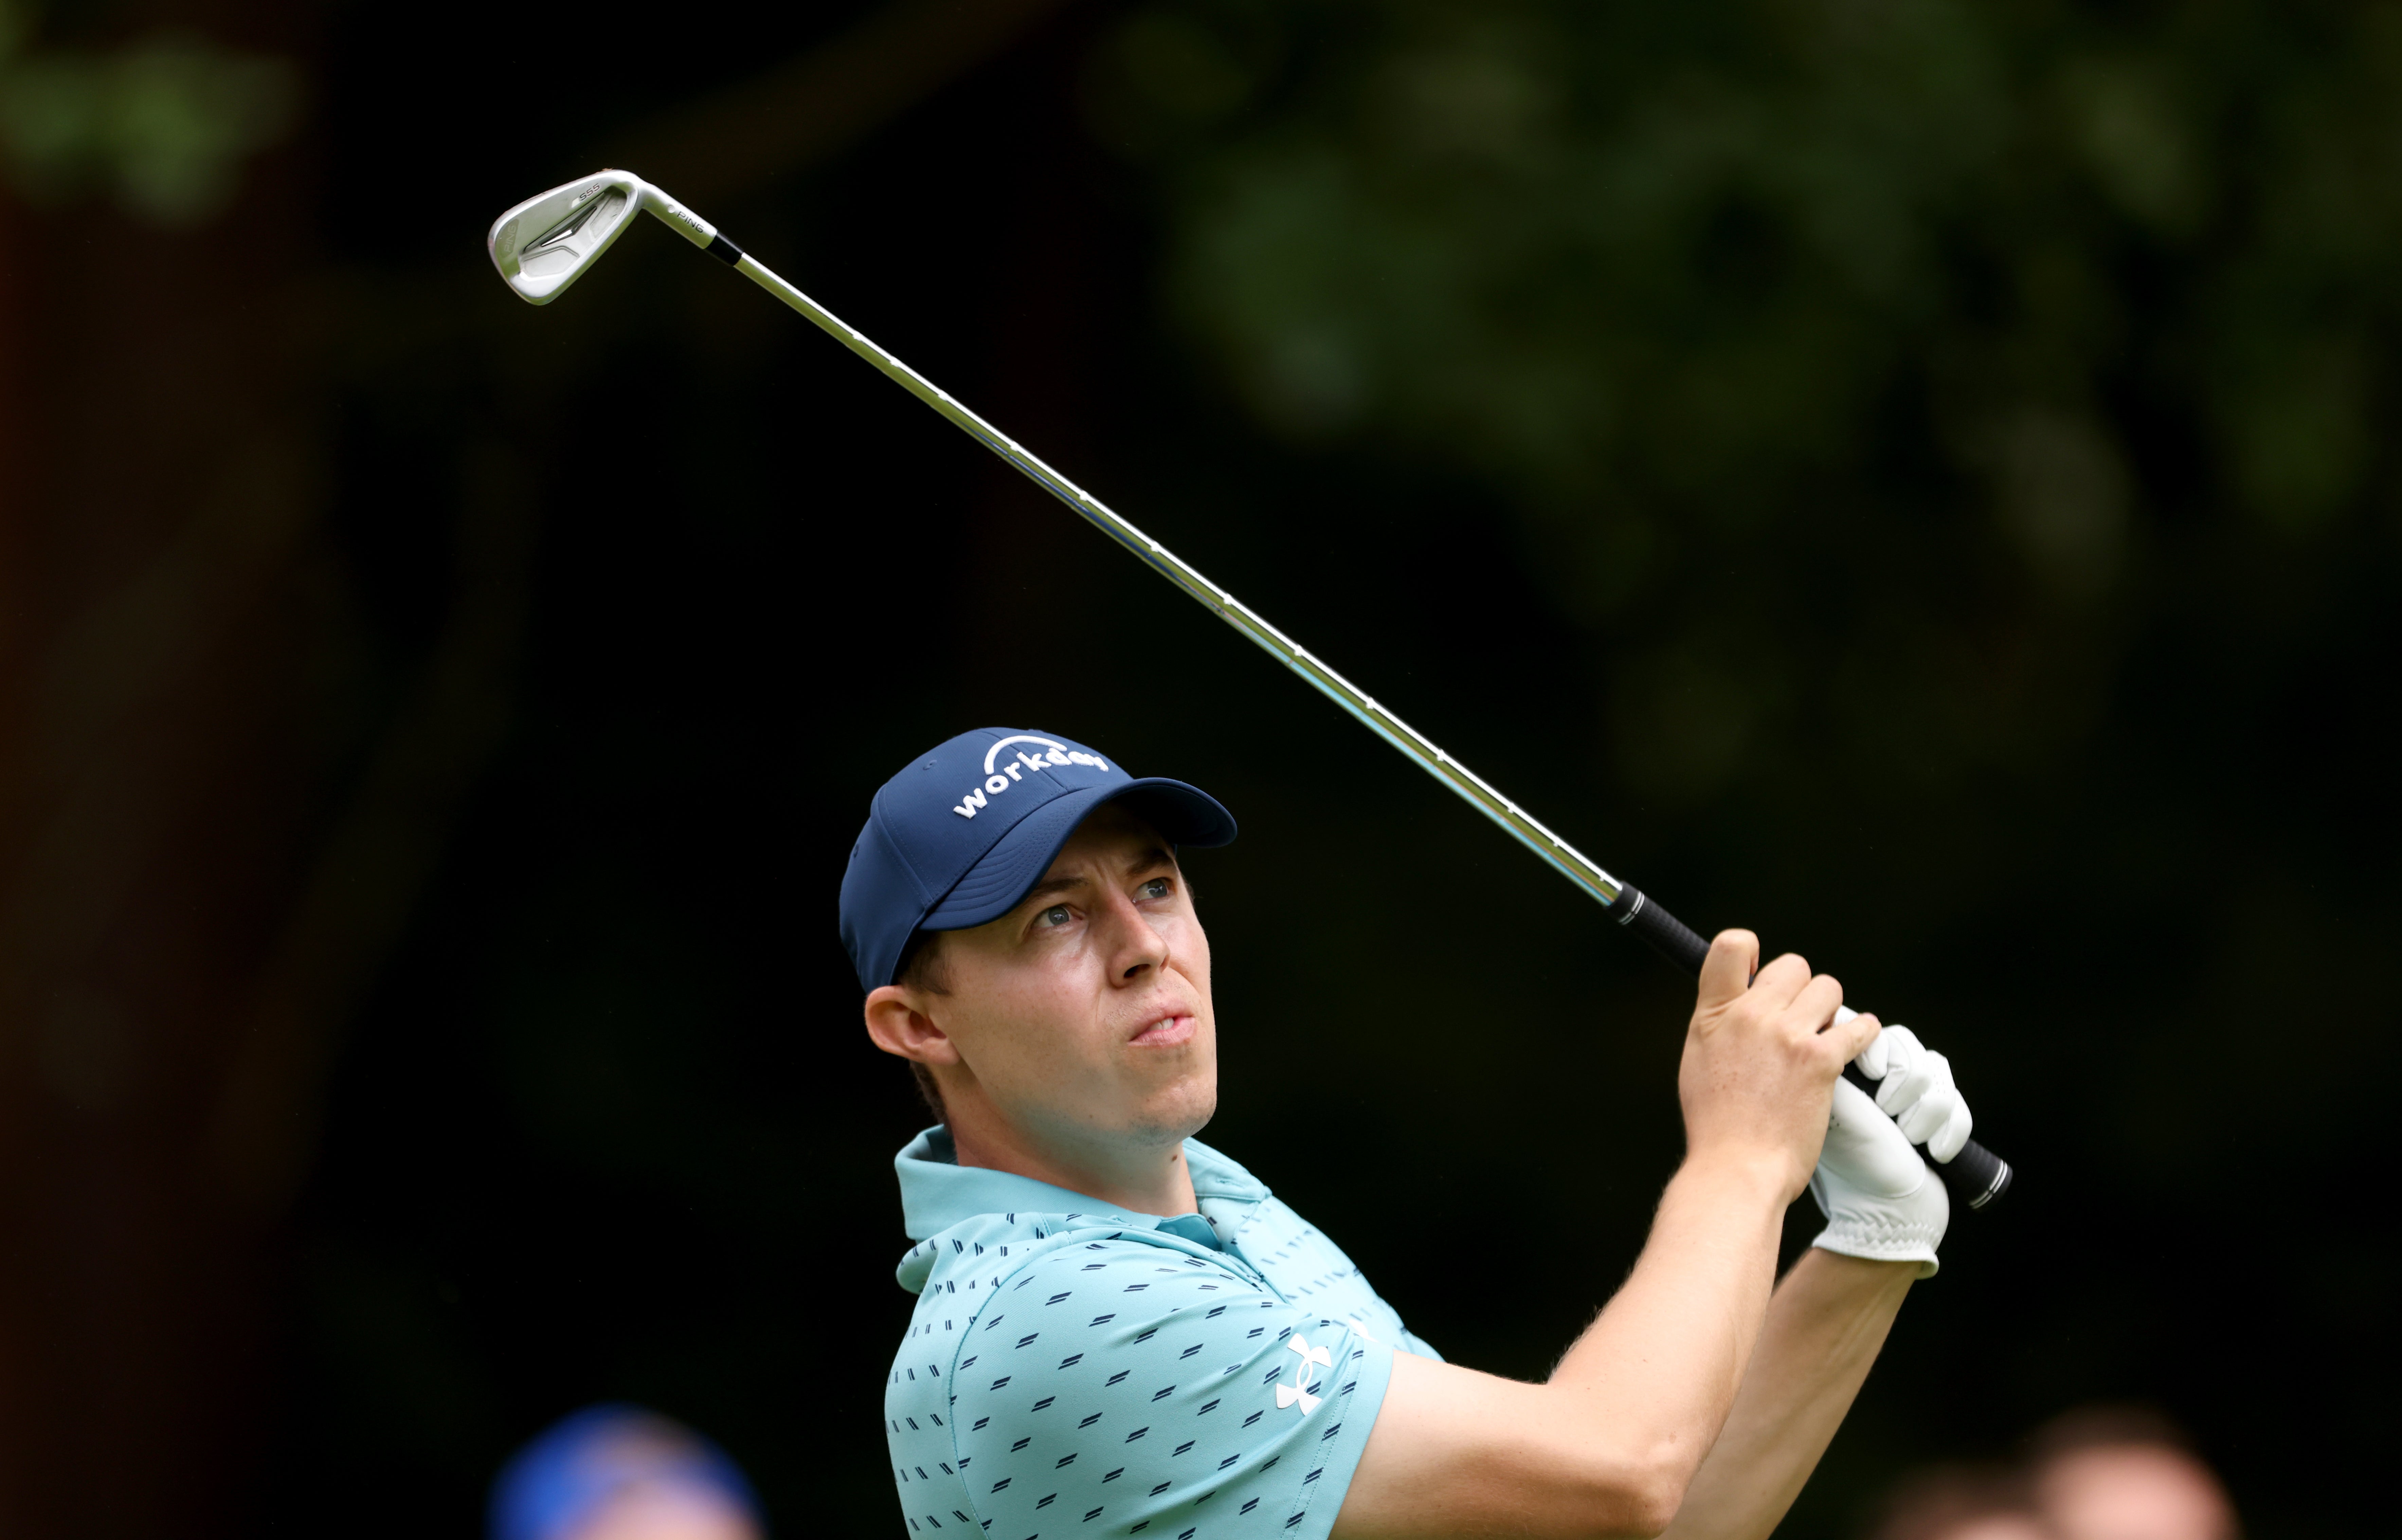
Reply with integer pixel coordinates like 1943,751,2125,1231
1547,1154,1792,1496
1657,1249,1916,1540
1335,1155,1794,1540
1335,939,1902,1540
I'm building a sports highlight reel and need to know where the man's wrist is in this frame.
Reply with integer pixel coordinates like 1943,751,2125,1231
1673,1145,1801,1212
1809,1213,1944,1277
1784,1247,1922,1310
1796,1247,1922,1284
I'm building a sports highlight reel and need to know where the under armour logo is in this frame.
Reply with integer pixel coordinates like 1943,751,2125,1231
1277,1334,1332,1414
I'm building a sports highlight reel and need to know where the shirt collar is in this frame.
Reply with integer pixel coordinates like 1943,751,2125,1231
894,1125,1271,1242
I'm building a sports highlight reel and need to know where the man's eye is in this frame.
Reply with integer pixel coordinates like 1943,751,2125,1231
1139,878,1172,900
1039,905,1073,927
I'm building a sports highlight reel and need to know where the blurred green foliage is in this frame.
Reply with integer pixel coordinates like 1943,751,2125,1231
1086,0,2402,808
0,0,296,222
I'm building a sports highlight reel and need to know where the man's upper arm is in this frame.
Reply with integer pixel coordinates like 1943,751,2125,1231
950,1242,1396,1540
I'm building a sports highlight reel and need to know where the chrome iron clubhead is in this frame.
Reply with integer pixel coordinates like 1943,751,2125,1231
486,169,728,304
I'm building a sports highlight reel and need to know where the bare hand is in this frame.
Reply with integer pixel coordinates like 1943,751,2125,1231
1678,930,1880,1204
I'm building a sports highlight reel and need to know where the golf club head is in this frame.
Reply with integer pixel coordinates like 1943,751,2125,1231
487,170,719,305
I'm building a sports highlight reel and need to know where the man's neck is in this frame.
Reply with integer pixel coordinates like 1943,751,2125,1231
945,1111,1199,1218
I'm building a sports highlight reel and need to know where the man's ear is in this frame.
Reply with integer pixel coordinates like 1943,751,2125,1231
865,985,961,1068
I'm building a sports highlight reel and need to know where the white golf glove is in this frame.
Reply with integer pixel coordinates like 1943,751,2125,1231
1808,1021,1969,1278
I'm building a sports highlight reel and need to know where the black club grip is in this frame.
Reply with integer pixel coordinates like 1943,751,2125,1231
1615,886,1713,974
1614,884,2013,1211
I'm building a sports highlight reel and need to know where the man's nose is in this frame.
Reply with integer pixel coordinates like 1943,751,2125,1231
1098,890,1171,982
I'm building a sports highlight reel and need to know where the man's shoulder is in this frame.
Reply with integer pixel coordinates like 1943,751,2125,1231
899,1211,1253,1303
879,1170,1414,1540
885,1219,1274,1435
930,1255,1394,1540
998,1229,1271,1322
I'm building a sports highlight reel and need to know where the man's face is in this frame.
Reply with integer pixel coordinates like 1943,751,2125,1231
918,803,1217,1158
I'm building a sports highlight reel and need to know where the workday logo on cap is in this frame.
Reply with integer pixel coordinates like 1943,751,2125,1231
838,727,1236,991
950,734,1117,819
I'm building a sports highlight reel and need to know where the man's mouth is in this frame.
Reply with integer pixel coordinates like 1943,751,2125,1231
1129,1013,1196,1047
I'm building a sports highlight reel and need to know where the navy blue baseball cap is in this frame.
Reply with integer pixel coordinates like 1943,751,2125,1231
840,727,1236,991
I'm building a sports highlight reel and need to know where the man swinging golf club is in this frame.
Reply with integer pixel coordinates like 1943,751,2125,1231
849,726,1970,1540
481,169,1992,1538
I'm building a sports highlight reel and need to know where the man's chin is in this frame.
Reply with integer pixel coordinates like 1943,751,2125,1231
1125,1079,1218,1149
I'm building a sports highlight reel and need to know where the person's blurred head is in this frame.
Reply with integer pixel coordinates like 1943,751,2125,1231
489,1405,764,1540
1868,1462,2052,1540
2027,1406,2237,1540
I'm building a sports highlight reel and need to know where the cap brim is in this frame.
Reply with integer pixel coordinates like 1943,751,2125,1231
920,778,1235,933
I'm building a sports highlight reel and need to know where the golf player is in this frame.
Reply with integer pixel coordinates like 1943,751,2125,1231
848,727,1972,1540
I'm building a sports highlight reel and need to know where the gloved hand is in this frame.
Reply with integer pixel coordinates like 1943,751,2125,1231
1857,1021,1974,1160
1808,1021,1969,1278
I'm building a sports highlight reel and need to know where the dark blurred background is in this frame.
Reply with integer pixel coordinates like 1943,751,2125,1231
0,0,2393,1534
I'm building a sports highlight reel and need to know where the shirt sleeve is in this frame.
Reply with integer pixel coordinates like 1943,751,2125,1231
949,1241,1395,1540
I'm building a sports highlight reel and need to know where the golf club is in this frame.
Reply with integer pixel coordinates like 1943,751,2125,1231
487,169,2012,1210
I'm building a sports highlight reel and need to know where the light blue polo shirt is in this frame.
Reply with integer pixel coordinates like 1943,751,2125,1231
883,1129,1440,1539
